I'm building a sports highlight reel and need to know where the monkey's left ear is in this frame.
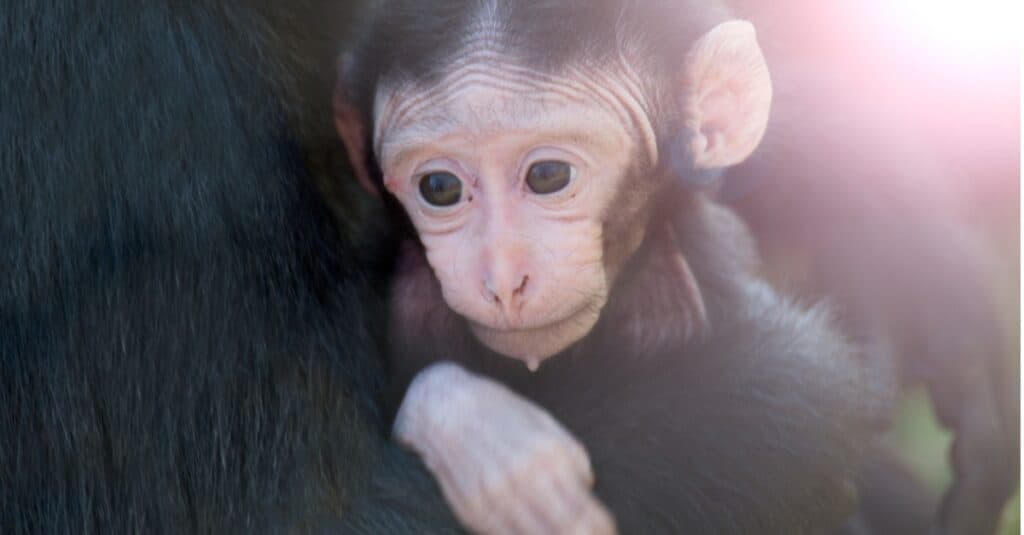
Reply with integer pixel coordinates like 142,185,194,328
333,54,379,196
682,20,772,170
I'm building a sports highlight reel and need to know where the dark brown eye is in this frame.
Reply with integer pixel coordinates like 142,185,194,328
526,161,573,195
418,172,462,207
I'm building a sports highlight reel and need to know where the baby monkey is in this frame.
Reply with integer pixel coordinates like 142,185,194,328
336,1,871,534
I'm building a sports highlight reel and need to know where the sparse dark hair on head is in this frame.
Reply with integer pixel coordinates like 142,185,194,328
340,0,731,128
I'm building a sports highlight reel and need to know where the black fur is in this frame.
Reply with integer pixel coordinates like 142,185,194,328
387,188,893,533
1,1,462,533
347,1,895,532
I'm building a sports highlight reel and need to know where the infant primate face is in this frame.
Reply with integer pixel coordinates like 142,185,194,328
373,58,657,367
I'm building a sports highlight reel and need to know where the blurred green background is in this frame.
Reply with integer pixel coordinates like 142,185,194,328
885,217,1019,535
887,389,1019,535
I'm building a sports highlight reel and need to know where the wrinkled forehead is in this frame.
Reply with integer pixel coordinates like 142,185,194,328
372,52,658,164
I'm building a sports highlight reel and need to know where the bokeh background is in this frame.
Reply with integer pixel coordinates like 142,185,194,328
730,1,1019,532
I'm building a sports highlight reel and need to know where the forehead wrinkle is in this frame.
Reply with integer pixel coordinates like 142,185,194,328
376,49,527,136
392,73,545,130
437,53,653,151
377,69,537,153
382,92,603,158
379,52,597,123
565,64,657,165
376,61,658,165
380,98,592,169
377,81,546,158
379,59,568,138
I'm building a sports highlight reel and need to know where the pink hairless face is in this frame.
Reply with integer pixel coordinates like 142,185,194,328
373,57,657,367
337,20,772,369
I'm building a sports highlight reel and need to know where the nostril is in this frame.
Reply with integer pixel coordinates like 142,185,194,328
482,275,528,307
513,275,529,296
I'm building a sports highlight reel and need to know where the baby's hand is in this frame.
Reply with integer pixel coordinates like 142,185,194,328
394,362,615,535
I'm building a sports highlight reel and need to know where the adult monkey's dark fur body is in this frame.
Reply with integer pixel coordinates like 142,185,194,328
340,0,889,532
1,1,463,532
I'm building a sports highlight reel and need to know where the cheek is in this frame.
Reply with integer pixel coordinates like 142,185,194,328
418,233,479,311
534,221,604,277
523,221,610,316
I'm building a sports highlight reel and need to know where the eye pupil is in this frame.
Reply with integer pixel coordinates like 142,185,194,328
419,172,462,206
526,161,572,194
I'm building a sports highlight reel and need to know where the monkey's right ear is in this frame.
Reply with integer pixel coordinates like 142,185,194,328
333,56,379,196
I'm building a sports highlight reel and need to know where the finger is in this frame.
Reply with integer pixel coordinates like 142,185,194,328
565,437,595,487
551,475,617,535
463,441,545,535
486,444,582,534
516,472,583,534
429,458,489,533
567,500,617,535
495,456,591,535
528,422,593,488
495,478,551,535
427,446,508,535
522,428,594,490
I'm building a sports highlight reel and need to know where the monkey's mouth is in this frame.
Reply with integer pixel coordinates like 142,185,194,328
466,303,601,362
467,296,597,334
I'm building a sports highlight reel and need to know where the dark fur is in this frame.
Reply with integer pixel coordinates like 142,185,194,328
388,188,892,533
343,1,895,532
1,1,463,533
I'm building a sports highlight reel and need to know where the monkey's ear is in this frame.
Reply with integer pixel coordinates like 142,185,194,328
333,56,379,196
682,20,772,169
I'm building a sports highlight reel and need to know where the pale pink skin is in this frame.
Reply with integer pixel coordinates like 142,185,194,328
394,363,616,535
337,20,772,535
376,62,656,368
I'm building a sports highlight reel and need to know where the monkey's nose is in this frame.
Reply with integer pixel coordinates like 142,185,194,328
482,273,530,313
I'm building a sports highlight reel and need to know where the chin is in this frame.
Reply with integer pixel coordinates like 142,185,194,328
468,305,601,364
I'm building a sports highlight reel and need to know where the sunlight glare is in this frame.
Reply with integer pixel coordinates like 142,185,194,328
886,0,1021,56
